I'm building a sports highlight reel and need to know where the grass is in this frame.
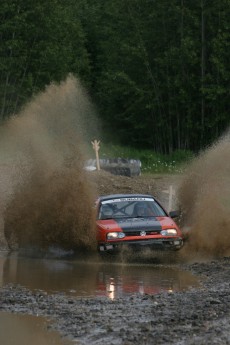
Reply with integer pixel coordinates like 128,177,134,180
90,143,195,174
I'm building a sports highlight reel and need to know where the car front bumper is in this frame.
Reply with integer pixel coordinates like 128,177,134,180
98,238,184,252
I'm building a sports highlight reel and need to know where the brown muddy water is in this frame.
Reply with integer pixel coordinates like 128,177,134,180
0,311,72,345
0,251,199,299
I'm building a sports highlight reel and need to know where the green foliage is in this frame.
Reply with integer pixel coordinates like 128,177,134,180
0,0,230,153
88,0,230,152
0,0,90,119
98,143,194,174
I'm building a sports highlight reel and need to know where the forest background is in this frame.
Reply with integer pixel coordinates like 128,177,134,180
1,0,230,156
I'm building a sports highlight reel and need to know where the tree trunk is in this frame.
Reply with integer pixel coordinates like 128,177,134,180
201,0,206,146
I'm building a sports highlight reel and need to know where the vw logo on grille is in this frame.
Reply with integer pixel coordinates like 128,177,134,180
140,231,146,236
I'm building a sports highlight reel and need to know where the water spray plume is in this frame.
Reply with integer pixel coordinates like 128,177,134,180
178,130,230,258
0,75,99,251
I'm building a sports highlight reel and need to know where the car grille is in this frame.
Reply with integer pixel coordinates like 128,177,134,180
124,230,161,236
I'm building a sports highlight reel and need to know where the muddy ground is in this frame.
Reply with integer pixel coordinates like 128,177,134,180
1,171,230,344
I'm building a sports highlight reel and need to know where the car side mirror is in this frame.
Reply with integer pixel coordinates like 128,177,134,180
169,210,180,218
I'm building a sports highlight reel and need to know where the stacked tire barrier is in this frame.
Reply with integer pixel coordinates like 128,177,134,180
85,158,141,177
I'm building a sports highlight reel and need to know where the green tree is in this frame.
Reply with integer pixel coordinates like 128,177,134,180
0,0,90,120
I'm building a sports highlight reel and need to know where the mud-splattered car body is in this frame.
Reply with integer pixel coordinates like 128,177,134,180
96,194,184,252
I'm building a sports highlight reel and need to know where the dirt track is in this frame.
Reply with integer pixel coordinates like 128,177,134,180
1,171,230,344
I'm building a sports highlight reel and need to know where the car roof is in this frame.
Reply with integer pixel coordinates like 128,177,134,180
98,194,154,202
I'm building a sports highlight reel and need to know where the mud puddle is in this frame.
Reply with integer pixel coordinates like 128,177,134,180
0,311,72,345
0,251,199,300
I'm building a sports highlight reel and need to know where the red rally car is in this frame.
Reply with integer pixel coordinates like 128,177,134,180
96,194,184,252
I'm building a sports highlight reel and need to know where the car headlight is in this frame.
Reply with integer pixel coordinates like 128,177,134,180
161,229,177,236
107,232,125,240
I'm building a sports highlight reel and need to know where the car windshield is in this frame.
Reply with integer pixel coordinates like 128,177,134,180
98,197,166,220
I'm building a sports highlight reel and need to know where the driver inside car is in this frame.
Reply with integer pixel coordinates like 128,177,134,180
100,204,113,219
134,202,149,217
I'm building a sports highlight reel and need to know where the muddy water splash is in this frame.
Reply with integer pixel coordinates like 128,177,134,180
0,75,99,251
178,130,230,257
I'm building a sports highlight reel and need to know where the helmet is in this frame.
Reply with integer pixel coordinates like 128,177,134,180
101,204,113,219
134,202,147,216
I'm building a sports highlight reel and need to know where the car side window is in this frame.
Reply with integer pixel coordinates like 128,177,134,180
99,204,114,219
148,202,166,216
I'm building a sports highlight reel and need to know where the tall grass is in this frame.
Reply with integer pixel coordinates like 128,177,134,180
93,143,194,174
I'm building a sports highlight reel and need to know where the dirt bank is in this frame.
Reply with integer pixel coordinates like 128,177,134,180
1,171,230,344
88,170,182,210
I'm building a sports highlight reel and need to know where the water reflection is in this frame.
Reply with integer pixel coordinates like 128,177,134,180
0,311,72,345
0,251,199,299
96,262,198,299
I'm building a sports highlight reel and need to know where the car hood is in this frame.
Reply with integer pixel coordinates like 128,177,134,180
97,216,175,232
